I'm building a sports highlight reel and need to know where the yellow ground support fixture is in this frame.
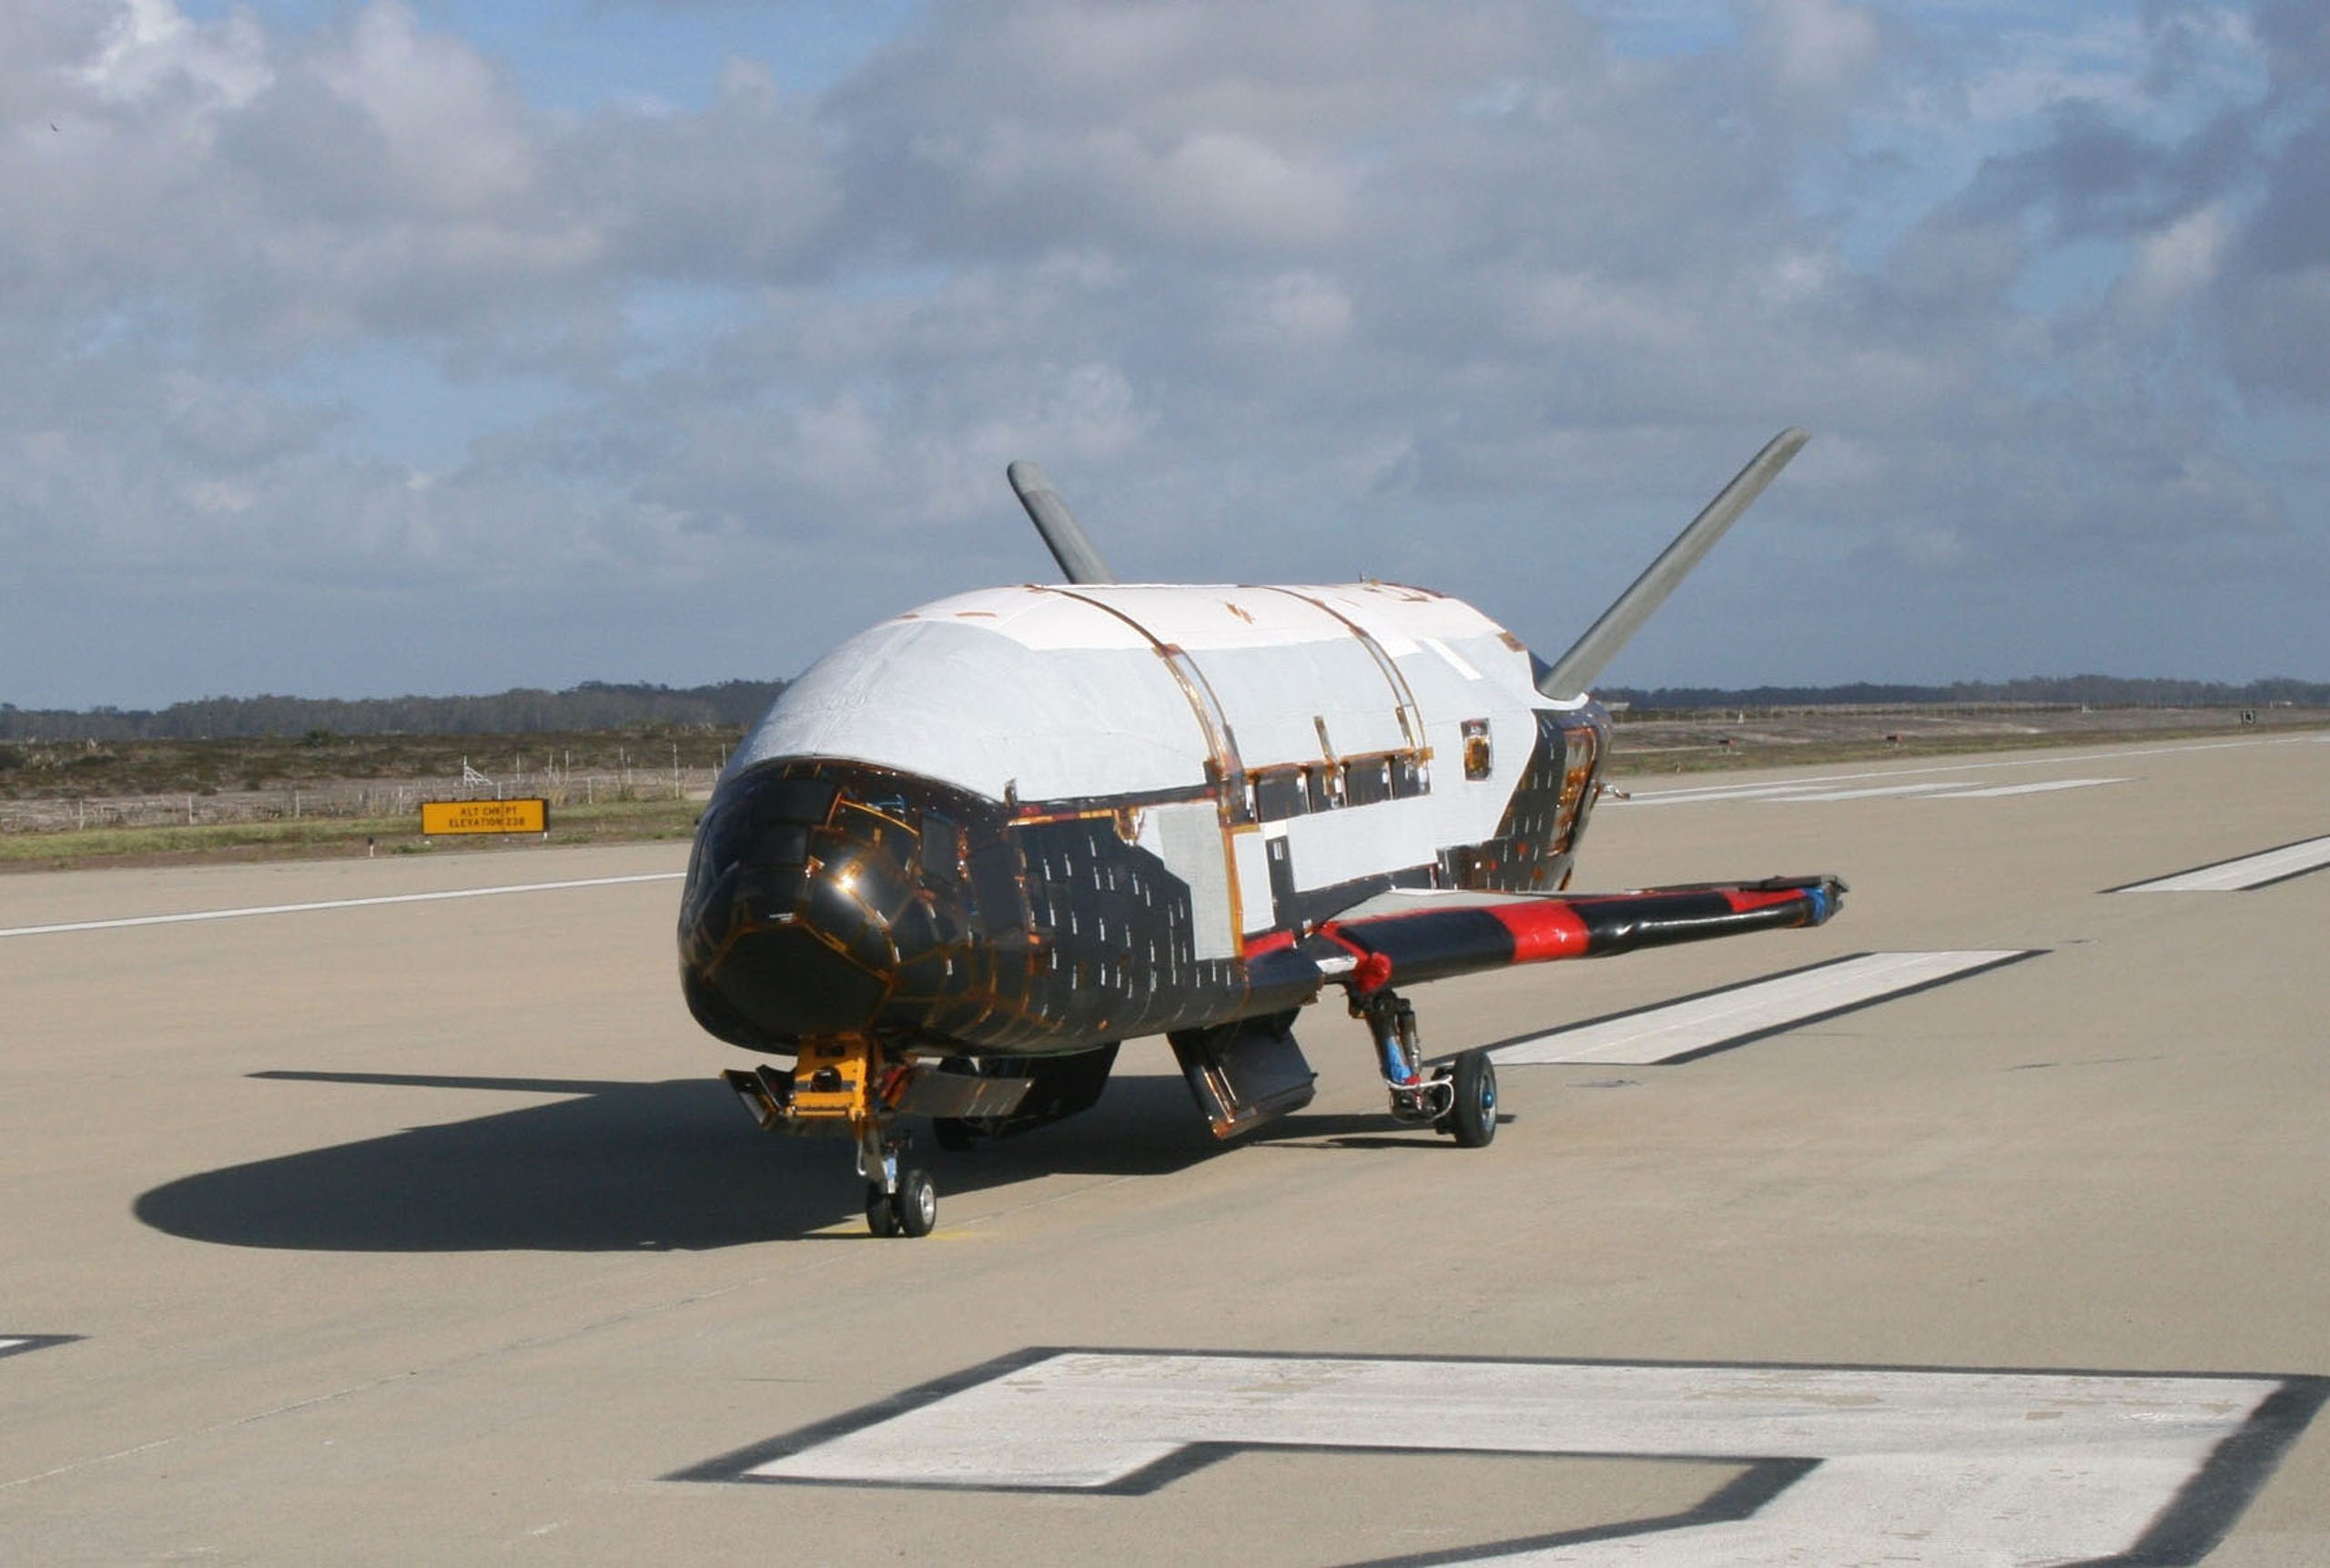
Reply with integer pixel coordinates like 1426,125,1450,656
789,1038,877,1122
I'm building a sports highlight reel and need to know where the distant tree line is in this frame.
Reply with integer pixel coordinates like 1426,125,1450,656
0,680,790,742
1603,676,2330,711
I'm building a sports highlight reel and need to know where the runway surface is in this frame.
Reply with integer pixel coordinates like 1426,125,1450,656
3,732,2325,1563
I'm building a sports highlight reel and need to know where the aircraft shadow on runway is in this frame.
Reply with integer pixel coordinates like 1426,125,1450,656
129,1069,1442,1253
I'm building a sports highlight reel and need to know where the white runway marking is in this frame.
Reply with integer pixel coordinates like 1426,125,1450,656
1486,950,2037,1065
1635,775,2127,805
1928,775,2127,798
1616,731,2325,809
691,1350,2319,1566
0,873,686,941
1778,781,1965,802
2114,834,2330,893
1619,782,1814,806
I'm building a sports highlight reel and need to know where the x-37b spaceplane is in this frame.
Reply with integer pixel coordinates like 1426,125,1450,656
679,430,1841,1236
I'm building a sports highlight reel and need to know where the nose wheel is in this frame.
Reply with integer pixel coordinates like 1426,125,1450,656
856,1122,938,1238
718,1037,953,1238
865,1166,937,1238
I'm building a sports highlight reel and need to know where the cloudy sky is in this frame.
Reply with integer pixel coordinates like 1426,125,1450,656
4,0,2325,708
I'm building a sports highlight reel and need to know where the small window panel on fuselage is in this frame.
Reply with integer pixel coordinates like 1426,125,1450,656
1253,769,1309,823
1342,757,1393,806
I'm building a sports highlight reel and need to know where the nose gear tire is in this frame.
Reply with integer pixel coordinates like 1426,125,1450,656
896,1168,938,1237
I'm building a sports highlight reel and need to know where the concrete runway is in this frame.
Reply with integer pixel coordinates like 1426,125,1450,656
3,732,2325,1563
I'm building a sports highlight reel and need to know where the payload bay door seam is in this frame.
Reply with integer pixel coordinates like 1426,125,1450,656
1049,588,1256,956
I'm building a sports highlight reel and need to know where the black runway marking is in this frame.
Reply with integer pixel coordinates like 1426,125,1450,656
0,1335,79,1361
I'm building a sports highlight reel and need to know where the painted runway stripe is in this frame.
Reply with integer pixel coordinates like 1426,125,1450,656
679,1348,2323,1566
1616,730,2328,808
1778,781,1966,802
0,872,686,940
1927,775,2126,798
2112,834,2330,893
1485,949,2041,1065
1639,775,2128,805
1620,782,1830,806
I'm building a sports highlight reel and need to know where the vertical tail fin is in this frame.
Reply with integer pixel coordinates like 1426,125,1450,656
1008,461,1119,585
1535,429,1809,702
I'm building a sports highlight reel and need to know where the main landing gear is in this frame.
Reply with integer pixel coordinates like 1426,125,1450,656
1353,987,1498,1148
723,1037,1028,1238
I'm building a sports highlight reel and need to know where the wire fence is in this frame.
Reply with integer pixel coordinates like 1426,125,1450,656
0,766,724,835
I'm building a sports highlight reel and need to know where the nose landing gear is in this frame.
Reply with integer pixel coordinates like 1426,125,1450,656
722,1035,1032,1237
722,1038,937,1236
1353,986,1499,1148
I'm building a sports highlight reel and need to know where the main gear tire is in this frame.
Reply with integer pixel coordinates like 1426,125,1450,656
1449,1050,1498,1148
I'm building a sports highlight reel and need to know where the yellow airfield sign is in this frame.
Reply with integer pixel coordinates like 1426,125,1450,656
420,797,549,835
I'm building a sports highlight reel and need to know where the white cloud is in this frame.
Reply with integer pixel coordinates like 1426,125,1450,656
1158,130,1352,248
80,0,270,108
1515,270,1697,352
1754,0,1881,93
2,0,2326,706
2121,202,2228,313
1221,271,1355,349
304,4,536,217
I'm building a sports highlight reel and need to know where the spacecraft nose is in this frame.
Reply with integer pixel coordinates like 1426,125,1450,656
678,767,899,1045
